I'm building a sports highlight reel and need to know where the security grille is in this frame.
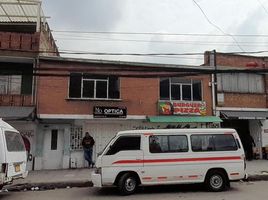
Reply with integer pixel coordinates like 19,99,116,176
70,126,83,150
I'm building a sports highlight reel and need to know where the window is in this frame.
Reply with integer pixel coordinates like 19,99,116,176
106,136,141,155
217,73,264,93
70,126,83,150
51,130,58,150
149,135,188,153
69,73,120,99
160,78,202,101
0,64,33,95
5,131,25,152
191,134,238,152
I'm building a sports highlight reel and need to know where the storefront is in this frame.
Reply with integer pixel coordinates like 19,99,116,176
36,102,221,170
218,108,268,160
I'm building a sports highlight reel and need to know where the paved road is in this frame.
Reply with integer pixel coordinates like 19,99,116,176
0,181,267,200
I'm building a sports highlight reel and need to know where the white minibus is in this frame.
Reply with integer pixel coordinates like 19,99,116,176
92,128,246,195
0,119,28,190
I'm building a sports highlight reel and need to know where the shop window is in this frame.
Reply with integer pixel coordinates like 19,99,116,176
149,135,188,153
70,126,83,150
160,78,202,101
106,136,141,155
69,73,120,100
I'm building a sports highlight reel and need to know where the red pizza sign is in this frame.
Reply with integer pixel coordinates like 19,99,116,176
159,101,206,116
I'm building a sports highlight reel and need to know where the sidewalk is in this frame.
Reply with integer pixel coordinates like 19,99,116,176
3,160,268,191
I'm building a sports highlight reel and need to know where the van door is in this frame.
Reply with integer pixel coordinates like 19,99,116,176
143,134,191,184
101,135,143,184
4,130,27,178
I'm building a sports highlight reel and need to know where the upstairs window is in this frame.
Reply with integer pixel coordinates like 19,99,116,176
160,78,202,101
0,64,33,95
217,73,264,93
69,73,120,100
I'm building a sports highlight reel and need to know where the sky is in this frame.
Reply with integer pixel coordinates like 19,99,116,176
42,0,268,65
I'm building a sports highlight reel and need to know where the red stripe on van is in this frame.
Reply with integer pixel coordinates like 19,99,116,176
112,156,242,165
230,173,239,176
142,177,152,180
188,175,198,178
157,177,167,179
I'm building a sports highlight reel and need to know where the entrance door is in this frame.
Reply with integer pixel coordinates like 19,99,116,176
43,129,64,169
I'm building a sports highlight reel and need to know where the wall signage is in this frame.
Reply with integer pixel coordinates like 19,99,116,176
93,106,127,118
159,101,207,116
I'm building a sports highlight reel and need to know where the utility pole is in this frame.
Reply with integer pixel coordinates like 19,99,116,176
210,50,218,116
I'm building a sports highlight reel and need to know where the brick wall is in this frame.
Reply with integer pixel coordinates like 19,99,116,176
204,52,268,108
37,60,213,116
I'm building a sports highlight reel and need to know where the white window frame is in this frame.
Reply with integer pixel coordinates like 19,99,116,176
81,76,109,99
162,78,202,101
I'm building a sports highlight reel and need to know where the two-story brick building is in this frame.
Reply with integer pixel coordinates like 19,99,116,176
204,51,268,159
34,56,220,170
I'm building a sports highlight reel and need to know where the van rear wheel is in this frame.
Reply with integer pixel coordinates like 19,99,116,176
118,173,137,195
205,170,228,192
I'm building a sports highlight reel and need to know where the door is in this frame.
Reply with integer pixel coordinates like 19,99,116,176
43,129,64,169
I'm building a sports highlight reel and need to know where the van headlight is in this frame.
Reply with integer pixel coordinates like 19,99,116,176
95,167,102,174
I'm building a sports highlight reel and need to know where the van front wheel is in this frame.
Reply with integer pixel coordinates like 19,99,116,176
205,170,228,192
118,173,137,195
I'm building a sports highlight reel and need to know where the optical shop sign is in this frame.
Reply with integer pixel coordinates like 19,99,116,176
159,101,207,116
93,106,127,118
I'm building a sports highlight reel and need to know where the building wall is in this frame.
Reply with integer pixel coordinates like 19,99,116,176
204,52,268,109
37,61,213,116
219,93,266,108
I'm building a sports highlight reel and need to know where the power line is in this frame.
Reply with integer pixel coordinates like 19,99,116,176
192,0,244,51
257,0,268,15
52,31,268,38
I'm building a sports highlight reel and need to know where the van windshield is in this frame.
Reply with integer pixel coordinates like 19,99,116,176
98,136,116,156
5,131,25,152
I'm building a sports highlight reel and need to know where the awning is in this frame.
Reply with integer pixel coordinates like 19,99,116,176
0,106,35,120
147,116,222,123
221,111,268,120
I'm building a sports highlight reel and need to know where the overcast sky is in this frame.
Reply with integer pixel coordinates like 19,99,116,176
42,0,268,65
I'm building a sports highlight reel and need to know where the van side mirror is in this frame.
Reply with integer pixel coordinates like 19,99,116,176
28,153,33,161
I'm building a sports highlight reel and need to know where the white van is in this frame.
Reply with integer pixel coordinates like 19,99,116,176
92,128,246,195
0,119,28,190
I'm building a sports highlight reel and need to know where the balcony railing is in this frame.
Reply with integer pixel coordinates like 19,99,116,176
0,94,34,106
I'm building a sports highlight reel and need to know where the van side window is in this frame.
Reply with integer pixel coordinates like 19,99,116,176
5,131,25,152
106,136,141,155
149,135,188,153
191,134,238,152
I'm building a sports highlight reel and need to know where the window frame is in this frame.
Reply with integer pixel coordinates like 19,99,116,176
68,73,121,100
149,135,189,153
160,78,202,101
190,134,238,152
105,135,141,155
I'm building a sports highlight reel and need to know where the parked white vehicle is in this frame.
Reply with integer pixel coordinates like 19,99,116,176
0,119,28,190
92,128,246,195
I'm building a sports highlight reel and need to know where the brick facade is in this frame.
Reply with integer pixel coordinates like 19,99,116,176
37,60,213,117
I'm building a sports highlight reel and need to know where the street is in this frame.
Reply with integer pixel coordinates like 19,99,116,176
0,181,267,200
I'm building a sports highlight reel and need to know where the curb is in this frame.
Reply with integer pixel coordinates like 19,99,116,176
3,175,268,192
247,175,268,182
3,181,93,192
